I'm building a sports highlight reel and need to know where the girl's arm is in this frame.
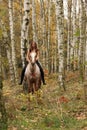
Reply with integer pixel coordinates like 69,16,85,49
26,49,30,62
36,50,39,61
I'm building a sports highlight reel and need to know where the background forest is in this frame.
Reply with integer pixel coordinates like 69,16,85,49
0,0,87,130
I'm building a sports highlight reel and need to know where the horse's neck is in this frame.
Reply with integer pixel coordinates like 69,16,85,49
30,64,36,74
25,63,40,77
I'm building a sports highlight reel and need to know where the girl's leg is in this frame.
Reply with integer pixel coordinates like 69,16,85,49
19,66,26,85
19,61,28,85
36,61,46,85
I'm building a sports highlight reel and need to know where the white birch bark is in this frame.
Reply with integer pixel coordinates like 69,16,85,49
8,0,18,83
56,0,65,90
21,0,30,67
32,0,38,43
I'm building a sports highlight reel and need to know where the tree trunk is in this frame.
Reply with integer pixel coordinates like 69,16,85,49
0,20,15,84
67,0,72,71
72,0,77,70
47,0,52,74
8,0,18,83
0,40,8,130
79,0,85,82
32,0,38,43
85,0,87,80
19,0,23,25
56,0,65,90
40,0,47,68
21,0,30,67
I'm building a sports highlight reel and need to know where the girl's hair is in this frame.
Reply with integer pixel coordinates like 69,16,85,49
29,41,39,53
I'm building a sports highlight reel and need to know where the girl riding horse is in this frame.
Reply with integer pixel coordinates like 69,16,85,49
19,41,46,85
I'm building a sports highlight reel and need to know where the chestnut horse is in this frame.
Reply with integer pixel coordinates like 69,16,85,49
23,52,41,93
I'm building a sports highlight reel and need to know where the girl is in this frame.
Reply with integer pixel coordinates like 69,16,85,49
19,41,46,85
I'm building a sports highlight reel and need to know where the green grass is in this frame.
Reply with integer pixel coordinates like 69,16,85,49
7,110,87,130
0,122,8,130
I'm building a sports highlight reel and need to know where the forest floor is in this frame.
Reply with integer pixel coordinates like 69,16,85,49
3,71,87,130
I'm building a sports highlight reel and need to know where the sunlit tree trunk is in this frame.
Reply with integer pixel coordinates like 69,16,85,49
21,0,30,67
8,0,18,83
56,0,65,90
32,0,38,43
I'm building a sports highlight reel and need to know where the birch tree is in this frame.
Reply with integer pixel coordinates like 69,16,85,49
56,0,65,90
32,0,38,43
21,0,30,67
8,0,18,83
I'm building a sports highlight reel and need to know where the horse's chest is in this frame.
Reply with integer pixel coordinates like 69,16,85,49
29,74,36,81
29,72,40,83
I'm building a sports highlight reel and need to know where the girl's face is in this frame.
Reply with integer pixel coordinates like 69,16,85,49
32,42,36,48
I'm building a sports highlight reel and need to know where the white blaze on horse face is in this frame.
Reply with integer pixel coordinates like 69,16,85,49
30,52,36,63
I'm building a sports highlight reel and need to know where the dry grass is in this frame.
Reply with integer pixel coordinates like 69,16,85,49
2,72,87,130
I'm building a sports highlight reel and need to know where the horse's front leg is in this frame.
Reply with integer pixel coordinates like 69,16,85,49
28,80,31,93
35,79,40,91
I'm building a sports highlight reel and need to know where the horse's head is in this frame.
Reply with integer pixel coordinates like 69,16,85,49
29,52,37,66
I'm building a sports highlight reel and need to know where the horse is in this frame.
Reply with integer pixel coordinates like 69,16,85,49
23,51,41,94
